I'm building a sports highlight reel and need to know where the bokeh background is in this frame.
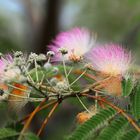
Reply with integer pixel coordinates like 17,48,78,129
0,0,140,139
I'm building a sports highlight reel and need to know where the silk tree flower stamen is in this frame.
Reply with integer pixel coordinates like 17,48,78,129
86,44,131,76
48,27,95,62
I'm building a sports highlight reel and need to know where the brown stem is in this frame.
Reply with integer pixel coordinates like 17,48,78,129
37,102,59,136
82,93,140,133
19,100,57,123
91,76,112,87
73,70,97,81
18,98,47,140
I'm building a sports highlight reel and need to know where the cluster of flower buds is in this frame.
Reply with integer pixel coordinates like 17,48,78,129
0,52,47,111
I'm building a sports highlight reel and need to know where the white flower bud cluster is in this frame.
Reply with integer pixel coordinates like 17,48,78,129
28,53,38,63
46,51,55,57
59,48,68,55
14,51,23,57
55,80,69,93
49,76,70,94
37,54,46,61
28,53,46,63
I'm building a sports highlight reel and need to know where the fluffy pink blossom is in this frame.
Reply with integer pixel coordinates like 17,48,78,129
0,55,20,81
0,54,13,74
48,27,95,62
86,44,131,76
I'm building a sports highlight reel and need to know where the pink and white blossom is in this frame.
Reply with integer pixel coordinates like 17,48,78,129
86,44,131,76
0,54,21,81
48,27,95,62
0,54,13,74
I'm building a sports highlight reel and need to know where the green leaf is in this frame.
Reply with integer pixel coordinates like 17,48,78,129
122,78,133,96
131,84,140,119
0,128,19,139
120,130,140,140
24,132,40,140
66,108,116,140
29,67,57,82
96,117,128,140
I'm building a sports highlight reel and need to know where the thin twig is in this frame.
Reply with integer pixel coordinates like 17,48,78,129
66,67,73,78
18,100,57,123
7,84,30,93
34,59,39,82
82,93,140,133
24,66,35,84
27,81,47,97
70,69,87,87
18,98,48,140
8,93,41,100
46,79,57,92
91,76,112,87
38,74,45,87
37,102,59,136
74,70,97,81
62,58,68,82
62,57,71,91
76,94,91,114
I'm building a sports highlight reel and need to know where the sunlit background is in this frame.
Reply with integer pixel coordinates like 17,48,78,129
1,0,140,139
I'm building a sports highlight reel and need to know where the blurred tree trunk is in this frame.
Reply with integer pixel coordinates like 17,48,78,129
22,0,37,51
36,0,62,53
22,0,61,53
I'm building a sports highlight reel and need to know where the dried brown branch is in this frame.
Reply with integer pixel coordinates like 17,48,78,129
18,98,48,140
37,102,59,136
19,100,57,123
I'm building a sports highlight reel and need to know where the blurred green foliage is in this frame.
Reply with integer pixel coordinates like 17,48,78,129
0,16,19,52
75,0,140,42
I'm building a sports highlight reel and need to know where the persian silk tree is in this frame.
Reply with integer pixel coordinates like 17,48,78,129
0,28,139,140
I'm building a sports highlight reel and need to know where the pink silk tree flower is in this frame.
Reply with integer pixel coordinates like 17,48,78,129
0,54,13,75
86,44,131,96
0,54,21,82
86,44,131,76
48,27,95,62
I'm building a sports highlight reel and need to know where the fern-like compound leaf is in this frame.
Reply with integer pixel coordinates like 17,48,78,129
131,84,140,119
96,117,128,140
122,78,133,97
66,108,116,140
120,129,140,140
